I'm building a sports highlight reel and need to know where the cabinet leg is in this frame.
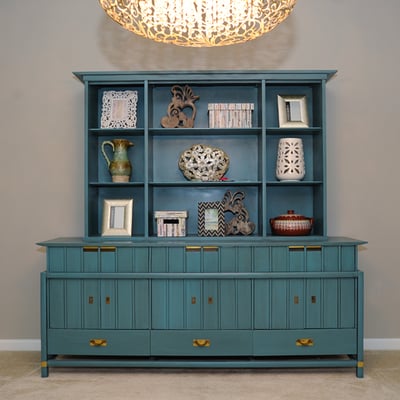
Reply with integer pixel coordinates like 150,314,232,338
356,361,364,378
41,361,49,378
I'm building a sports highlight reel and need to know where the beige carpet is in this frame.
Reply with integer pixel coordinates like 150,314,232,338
1,351,399,399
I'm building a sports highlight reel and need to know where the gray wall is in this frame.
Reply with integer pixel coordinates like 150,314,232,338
1,0,399,341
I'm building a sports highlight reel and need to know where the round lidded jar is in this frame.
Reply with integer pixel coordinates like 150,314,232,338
270,210,313,236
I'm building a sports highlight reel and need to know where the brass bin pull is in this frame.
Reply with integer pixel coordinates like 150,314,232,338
100,246,116,252
186,246,201,252
296,338,314,347
203,246,219,252
90,339,108,347
306,245,322,251
288,246,305,251
193,339,211,348
83,246,98,252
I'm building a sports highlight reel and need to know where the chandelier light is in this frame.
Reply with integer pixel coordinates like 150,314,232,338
99,0,297,47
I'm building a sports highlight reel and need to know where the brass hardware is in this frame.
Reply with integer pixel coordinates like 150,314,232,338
41,361,48,368
186,246,201,252
204,246,219,252
191,296,197,304
208,296,213,304
294,296,299,304
88,296,94,304
105,296,111,304
100,246,116,252
193,339,211,347
89,339,108,347
357,361,364,368
306,245,322,251
296,338,314,347
83,246,98,252
311,296,317,304
288,246,305,251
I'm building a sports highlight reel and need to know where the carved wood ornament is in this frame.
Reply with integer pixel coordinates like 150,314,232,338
161,85,200,128
222,191,255,236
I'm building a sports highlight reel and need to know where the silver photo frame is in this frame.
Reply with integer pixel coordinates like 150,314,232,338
277,95,309,128
102,199,133,236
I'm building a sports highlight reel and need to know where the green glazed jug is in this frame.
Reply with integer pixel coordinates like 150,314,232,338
101,139,134,182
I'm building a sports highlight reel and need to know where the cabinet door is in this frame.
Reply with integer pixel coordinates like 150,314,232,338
151,246,252,330
49,278,149,330
254,277,357,330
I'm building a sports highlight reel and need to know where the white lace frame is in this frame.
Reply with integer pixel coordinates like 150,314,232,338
101,90,138,129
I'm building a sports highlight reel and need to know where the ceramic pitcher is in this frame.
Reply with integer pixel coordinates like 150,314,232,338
101,139,134,182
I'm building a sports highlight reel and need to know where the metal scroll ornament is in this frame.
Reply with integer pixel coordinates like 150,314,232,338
222,191,255,236
161,85,200,128
178,144,230,181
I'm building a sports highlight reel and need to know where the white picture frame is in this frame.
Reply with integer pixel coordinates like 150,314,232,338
277,95,309,128
100,90,138,129
102,199,133,236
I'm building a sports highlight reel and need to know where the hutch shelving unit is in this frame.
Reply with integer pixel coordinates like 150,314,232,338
39,70,366,377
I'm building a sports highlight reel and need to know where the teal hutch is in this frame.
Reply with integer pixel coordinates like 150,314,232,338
39,70,366,377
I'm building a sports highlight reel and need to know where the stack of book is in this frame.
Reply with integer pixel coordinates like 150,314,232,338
208,103,254,128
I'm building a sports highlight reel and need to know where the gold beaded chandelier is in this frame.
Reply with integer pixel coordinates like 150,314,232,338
98,0,297,47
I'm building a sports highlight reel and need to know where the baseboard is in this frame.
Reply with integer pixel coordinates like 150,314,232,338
364,339,400,351
0,338,400,352
0,340,41,351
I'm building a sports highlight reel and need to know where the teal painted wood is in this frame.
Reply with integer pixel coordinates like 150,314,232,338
322,279,339,328
40,240,365,376
40,272,48,378
46,357,359,370
253,329,357,356
306,279,321,328
48,329,150,356
48,280,65,328
289,279,304,329
83,279,100,328
357,271,365,378
39,70,369,378
70,70,338,240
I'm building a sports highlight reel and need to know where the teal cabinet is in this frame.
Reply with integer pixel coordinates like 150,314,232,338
39,70,366,378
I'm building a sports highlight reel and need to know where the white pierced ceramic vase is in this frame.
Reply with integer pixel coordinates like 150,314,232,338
276,138,305,181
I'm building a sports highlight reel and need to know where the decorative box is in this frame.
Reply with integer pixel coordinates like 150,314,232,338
155,211,188,237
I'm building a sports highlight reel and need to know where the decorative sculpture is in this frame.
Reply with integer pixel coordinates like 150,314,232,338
178,144,230,181
161,85,199,128
222,191,255,236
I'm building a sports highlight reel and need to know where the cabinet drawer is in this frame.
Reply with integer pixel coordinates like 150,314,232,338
254,329,357,356
48,329,150,356
151,330,252,356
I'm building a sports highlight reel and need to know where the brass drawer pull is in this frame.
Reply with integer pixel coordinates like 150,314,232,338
193,339,211,347
90,339,107,347
204,246,219,252
306,245,322,251
288,246,304,251
296,338,314,347
186,246,201,252
100,246,116,252
83,246,98,252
